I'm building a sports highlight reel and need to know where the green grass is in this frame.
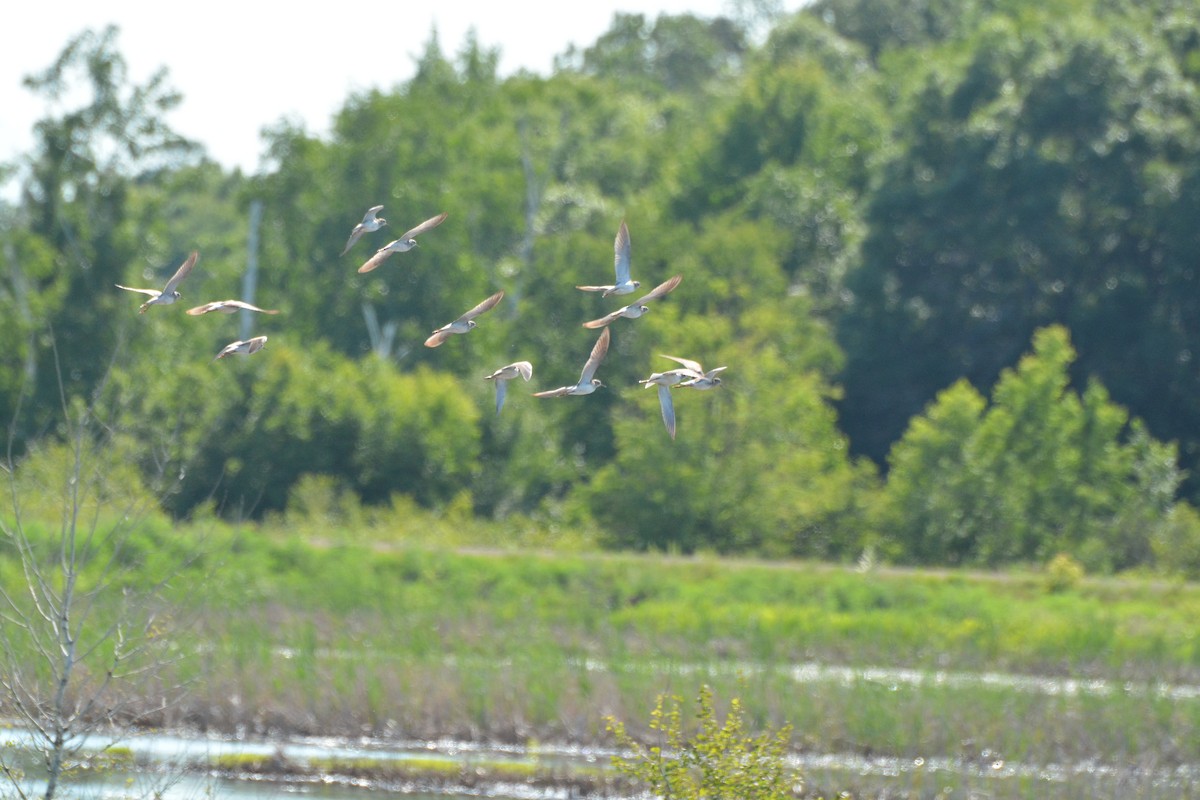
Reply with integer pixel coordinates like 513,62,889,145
5,517,1200,783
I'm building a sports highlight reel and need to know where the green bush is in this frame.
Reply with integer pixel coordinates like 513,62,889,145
606,685,797,799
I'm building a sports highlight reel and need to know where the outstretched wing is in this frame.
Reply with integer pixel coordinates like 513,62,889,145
494,380,509,414
424,328,455,348
582,308,624,329
578,327,611,384
637,273,682,304
661,354,704,375
187,300,279,315
399,212,448,241
115,285,161,299
456,290,504,323
358,246,395,274
613,220,631,283
657,384,676,440
162,251,198,295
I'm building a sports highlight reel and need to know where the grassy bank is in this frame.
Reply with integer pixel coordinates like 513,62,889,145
4,519,1200,777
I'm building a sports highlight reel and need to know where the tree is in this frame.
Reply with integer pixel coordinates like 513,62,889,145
0,359,191,800
10,25,198,449
876,326,1190,569
836,7,1200,489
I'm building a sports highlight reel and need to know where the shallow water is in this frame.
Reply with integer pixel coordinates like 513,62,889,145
4,724,1198,799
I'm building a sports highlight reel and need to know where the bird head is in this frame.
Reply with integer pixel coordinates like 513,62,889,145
592,379,604,388
467,320,477,330
633,280,641,289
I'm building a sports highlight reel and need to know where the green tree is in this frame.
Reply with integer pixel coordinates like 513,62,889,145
837,7,1200,486
877,326,1185,570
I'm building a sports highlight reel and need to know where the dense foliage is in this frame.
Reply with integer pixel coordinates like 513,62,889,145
4,0,1200,572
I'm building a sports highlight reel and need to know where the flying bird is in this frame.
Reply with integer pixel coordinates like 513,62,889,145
186,300,279,316
533,328,611,398
116,251,198,313
637,357,725,439
423,290,505,348
679,372,726,390
214,335,268,361
576,220,640,297
484,360,534,414
340,205,387,255
581,274,683,329
658,355,727,385
357,212,448,273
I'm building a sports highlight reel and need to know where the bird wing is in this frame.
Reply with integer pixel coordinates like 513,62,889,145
514,360,533,381
704,366,728,379
363,205,384,223
582,308,624,329
358,246,395,274
400,212,448,240
457,290,504,322
116,285,162,299
494,380,508,414
661,354,704,375
162,251,198,295
658,384,676,440
532,386,570,398
214,339,245,360
613,220,632,283
578,327,611,383
341,225,366,256
424,328,455,348
637,273,682,304
188,300,279,315
575,284,616,293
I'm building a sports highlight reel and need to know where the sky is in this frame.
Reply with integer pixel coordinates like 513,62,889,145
1,0,795,181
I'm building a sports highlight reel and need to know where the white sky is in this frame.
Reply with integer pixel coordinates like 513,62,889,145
1,0,796,181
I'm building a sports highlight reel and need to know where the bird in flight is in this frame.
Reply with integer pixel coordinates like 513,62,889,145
341,205,387,255
637,356,725,439
116,252,198,313
424,290,505,348
656,355,726,386
484,360,534,414
576,220,639,297
358,212,448,273
581,274,682,329
533,328,611,398
186,300,279,316
214,335,268,361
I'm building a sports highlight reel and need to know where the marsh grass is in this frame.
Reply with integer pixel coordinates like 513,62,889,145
5,518,1200,780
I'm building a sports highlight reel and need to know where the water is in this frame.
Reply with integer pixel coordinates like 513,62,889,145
5,724,1198,800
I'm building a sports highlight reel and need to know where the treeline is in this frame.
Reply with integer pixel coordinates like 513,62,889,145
3,0,1200,574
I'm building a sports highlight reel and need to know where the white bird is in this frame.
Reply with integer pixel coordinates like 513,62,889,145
533,328,611,397
116,251,198,313
484,360,533,414
214,335,268,361
576,220,640,297
424,290,505,348
357,212,448,273
582,274,682,329
659,355,727,385
637,357,725,439
186,299,279,316
679,372,725,390
340,205,387,255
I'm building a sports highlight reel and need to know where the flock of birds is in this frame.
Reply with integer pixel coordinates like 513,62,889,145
115,208,726,439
